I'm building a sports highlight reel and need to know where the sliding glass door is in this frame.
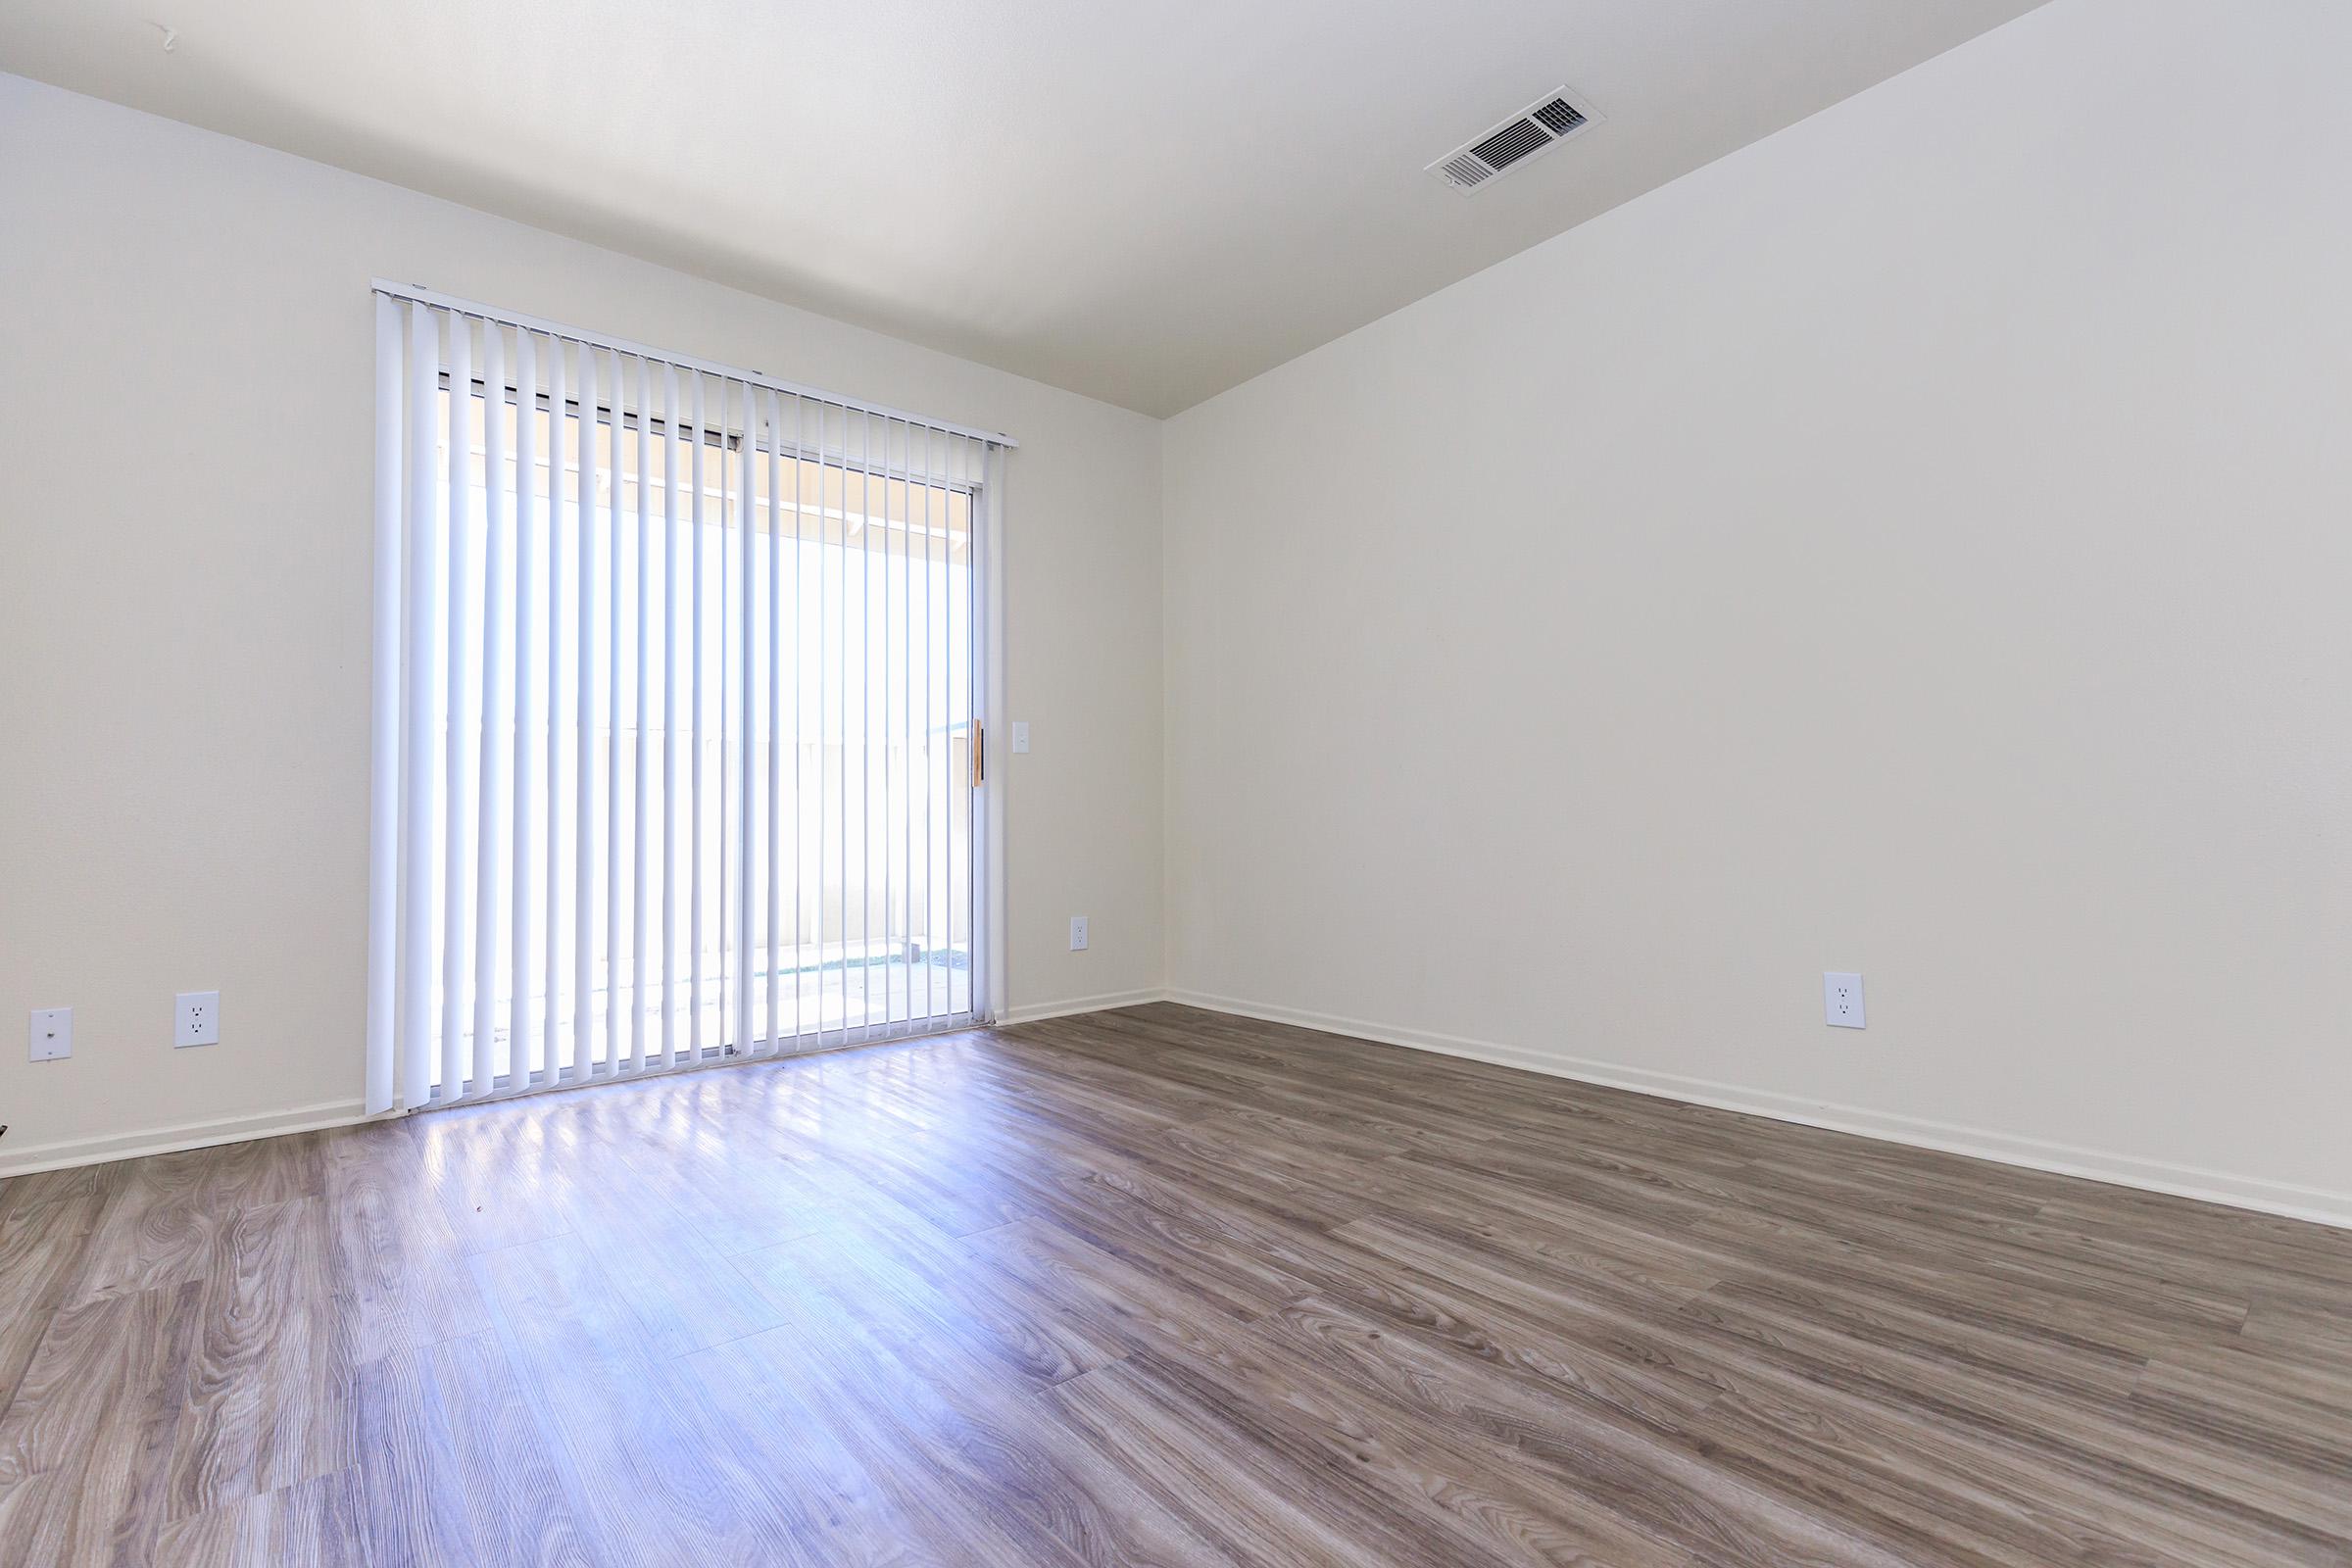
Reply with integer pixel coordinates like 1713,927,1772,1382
371,295,997,1108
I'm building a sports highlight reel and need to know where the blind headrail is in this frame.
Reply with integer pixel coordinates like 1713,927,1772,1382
370,279,1020,450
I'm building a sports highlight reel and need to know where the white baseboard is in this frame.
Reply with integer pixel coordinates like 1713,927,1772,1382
1165,989,2352,1232
0,1099,373,1180
0,995,1162,1177
16,994,2342,1233
0,994,1171,1179
999,988,1170,1027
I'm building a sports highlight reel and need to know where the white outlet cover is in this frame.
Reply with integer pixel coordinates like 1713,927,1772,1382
1824,971,1866,1029
1010,721,1030,755
1069,915,1089,951
176,990,220,1048
28,1006,72,1062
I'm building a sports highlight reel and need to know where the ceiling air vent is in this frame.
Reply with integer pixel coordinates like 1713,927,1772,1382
1427,86,1601,193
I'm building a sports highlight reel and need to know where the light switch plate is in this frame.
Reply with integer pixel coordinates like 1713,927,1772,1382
176,991,220,1048
1824,972,1865,1029
28,1007,72,1062
1010,721,1030,755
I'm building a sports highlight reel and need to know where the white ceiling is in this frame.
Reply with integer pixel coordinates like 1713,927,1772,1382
0,0,2046,416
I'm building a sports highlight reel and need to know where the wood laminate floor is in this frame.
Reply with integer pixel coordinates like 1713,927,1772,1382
2,1003,2349,1566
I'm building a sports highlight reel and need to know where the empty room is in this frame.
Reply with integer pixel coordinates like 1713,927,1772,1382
4,0,2349,1563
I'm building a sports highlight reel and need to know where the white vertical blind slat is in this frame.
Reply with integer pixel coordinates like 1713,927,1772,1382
899,420,912,1025
721,380,737,1056
612,352,630,1081
397,302,440,1111
735,382,757,1057
874,414,890,1035
933,425,946,1020
842,412,859,1048
688,371,708,1065
791,393,808,1049
439,318,475,1100
920,420,936,1023
542,338,568,1087
577,344,602,1080
828,411,844,1051
763,392,784,1054
509,329,540,1097
474,325,512,1100
858,410,874,1043
977,440,1003,1023
961,434,979,1022
366,296,404,1115
631,356,655,1076
713,377,730,1060
661,364,683,1072
895,418,910,1027
612,350,630,1071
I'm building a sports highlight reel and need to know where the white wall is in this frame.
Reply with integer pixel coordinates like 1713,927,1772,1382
0,73,1162,1170
1164,0,2352,1220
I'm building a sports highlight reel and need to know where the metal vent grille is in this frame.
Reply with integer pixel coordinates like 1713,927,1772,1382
1440,154,1493,189
1532,96,1587,136
1470,118,1551,171
1426,85,1601,193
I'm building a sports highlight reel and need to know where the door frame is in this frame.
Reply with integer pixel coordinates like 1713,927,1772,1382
974,446,1007,1025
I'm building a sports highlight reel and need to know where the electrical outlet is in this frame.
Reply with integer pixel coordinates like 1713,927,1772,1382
1069,915,1089,952
28,1007,72,1062
1010,721,1030,755
175,991,220,1048
1824,972,1865,1029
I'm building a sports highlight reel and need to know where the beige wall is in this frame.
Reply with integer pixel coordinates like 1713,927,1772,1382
0,72,1162,1169
1163,0,2352,1221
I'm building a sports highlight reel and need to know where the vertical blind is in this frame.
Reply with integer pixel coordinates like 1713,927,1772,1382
368,288,1008,1112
